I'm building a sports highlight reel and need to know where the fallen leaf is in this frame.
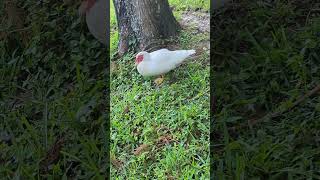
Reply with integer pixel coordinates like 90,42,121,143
156,135,173,147
123,105,130,114
111,157,123,169
166,173,175,180
133,144,149,156
132,128,140,136
40,136,65,173
110,61,118,74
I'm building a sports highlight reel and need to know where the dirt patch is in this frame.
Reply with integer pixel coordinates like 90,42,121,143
179,11,210,51
179,11,210,33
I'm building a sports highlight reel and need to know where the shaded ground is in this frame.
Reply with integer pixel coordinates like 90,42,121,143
212,0,320,179
179,11,210,59
1,1,107,178
180,11,210,33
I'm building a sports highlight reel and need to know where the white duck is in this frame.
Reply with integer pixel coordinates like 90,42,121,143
135,49,196,85
79,0,107,45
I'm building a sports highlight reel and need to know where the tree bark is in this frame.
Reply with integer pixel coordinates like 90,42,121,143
113,0,180,55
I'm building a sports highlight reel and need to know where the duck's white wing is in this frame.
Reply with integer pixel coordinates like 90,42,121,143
149,49,170,61
165,50,196,65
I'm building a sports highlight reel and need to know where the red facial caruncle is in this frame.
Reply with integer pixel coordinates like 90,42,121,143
135,54,144,64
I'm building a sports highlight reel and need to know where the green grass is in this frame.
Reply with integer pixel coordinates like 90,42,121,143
213,0,320,179
170,0,210,11
110,0,210,178
110,0,118,54
1,0,107,178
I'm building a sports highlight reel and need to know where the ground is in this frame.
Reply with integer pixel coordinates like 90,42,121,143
110,0,210,179
212,0,320,179
1,0,107,178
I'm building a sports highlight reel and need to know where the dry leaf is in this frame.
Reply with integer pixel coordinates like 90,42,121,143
132,128,140,136
133,144,149,156
111,157,123,169
156,135,173,147
40,136,65,173
110,61,118,74
166,174,175,180
123,105,130,114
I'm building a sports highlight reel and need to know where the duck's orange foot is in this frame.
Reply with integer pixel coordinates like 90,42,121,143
154,75,164,86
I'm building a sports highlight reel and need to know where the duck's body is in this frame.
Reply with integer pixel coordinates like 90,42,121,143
135,49,196,77
79,0,107,45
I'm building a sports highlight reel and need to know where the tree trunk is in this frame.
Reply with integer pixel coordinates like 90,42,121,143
113,0,180,55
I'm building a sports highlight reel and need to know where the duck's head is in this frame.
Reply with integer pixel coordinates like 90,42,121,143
135,51,149,65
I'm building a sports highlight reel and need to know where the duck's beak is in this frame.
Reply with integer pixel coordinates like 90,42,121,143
135,55,143,65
